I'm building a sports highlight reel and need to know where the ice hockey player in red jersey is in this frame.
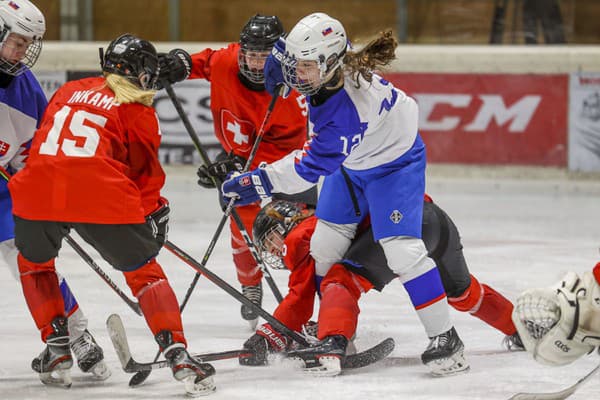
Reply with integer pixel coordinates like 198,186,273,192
513,261,600,366
0,0,109,381
8,34,215,395
239,198,520,376
157,14,315,328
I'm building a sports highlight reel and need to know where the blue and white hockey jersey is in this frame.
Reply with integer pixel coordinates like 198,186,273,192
0,70,47,242
265,72,419,194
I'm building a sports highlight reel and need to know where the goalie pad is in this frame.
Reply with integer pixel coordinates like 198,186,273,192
512,270,600,366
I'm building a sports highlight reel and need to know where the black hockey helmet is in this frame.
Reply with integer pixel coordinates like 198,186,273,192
100,33,159,90
253,200,306,270
238,14,284,84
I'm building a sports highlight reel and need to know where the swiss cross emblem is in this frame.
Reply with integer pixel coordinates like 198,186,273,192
220,109,255,153
390,210,403,224
0,140,10,156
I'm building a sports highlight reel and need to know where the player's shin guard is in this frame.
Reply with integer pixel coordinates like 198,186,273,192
402,266,452,338
18,253,66,341
317,264,371,340
124,260,186,345
448,275,516,336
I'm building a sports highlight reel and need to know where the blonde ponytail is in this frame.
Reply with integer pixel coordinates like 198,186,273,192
104,73,156,106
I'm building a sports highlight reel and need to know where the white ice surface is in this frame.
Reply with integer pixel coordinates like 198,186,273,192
1,166,599,400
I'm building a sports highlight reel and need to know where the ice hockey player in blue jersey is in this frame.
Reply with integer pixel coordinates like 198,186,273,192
0,0,109,382
222,12,469,376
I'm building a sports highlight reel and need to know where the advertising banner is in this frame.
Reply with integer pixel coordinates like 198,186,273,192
569,72,600,172
35,70,570,166
385,73,568,166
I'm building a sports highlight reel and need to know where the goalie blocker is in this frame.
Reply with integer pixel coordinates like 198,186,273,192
512,262,600,366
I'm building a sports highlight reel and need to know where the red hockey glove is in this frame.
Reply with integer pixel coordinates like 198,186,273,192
239,323,288,366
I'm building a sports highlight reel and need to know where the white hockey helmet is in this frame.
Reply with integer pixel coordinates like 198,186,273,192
282,12,347,95
0,0,45,76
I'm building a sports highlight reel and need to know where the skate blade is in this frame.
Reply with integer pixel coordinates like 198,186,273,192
89,361,111,381
426,350,470,377
183,375,216,397
300,356,343,377
40,369,72,388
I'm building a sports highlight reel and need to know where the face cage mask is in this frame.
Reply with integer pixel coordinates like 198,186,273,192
0,39,41,76
256,223,287,270
237,48,269,84
282,55,323,96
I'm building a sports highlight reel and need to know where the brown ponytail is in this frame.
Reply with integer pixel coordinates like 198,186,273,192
344,30,398,88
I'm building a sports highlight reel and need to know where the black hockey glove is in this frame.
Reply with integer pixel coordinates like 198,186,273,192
156,49,192,89
239,323,289,366
197,152,247,189
146,201,170,246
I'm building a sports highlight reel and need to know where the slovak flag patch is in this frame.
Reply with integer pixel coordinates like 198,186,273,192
322,27,333,36
239,176,251,187
8,1,20,10
0,140,10,156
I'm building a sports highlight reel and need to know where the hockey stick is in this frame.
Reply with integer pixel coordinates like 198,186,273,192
64,235,142,316
164,239,307,345
0,166,142,316
162,80,283,304
127,83,283,388
507,361,600,400
107,313,393,375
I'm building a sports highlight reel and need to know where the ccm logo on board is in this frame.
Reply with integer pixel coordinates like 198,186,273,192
414,94,541,132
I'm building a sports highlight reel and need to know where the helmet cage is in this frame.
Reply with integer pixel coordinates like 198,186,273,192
238,14,284,84
258,223,287,270
237,48,270,84
0,31,41,75
282,51,343,96
281,12,346,95
101,34,159,90
253,201,304,270
0,0,45,76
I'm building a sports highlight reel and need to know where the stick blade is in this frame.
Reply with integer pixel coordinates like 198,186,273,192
342,337,395,369
106,313,134,372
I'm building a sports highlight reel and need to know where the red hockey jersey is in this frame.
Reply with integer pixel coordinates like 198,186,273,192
9,77,164,224
272,216,319,331
189,43,308,168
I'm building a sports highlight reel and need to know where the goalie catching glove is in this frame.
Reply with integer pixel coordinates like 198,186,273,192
196,152,246,188
512,262,600,366
239,323,289,366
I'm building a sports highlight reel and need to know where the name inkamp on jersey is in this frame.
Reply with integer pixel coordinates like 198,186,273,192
67,90,118,111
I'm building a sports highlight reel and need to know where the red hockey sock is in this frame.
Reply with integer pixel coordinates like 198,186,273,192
18,253,65,342
230,206,262,286
449,274,516,335
317,264,372,340
124,260,186,345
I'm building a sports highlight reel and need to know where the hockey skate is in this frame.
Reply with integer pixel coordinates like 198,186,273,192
70,329,111,380
299,321,357,355
502,332,525,351
240,282,262,330
288,335,348,377
421,327,469,377
156,331,216,397
31,316,73,388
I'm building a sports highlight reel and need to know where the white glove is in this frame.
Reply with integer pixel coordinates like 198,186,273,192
513,270,600,366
